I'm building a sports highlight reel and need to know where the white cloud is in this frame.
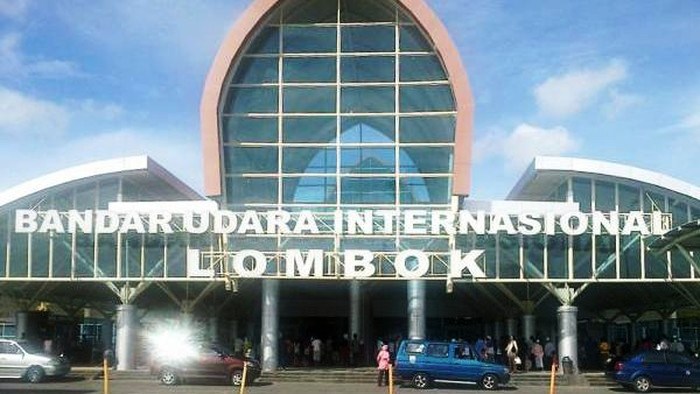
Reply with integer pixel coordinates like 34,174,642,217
0,86,70,136
0,0,29,19
534,59,628,118
604,89,643,119
0,32,83,79
475,123,580,171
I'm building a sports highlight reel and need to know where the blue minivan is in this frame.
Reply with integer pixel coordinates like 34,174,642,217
394,340,510,390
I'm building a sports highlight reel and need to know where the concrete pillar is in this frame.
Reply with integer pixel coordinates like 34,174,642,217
116,304,137,371
506,318,517,337
15,311,29,340
522,314,536,341
209,316,218,343
662,318,671,337
407,280,426,340
557,305,578,374
261,280,279,372
102,318,114,351
350,280,361,339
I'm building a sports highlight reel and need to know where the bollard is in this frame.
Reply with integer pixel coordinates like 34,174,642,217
549,360,556,394
103,358,109,394
388,364,394,394
238,361,248,394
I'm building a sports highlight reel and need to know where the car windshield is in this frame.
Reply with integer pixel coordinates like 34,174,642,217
211,345,232,357
17,342,44,355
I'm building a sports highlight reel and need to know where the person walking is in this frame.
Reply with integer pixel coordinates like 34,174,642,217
505,336,519,373
376,344,391,386
531,339,544,371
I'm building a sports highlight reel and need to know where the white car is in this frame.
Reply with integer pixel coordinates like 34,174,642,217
0,339,71,383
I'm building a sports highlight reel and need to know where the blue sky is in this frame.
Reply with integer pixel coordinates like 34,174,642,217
0,0,698,200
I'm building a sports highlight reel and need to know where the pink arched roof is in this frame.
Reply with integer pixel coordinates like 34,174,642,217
200,0,473,197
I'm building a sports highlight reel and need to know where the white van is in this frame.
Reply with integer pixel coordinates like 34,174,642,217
0,339,70,383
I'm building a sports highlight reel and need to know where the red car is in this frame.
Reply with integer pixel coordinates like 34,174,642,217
150,344,261,386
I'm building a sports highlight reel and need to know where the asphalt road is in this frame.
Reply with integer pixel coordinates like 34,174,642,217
0,378,664,394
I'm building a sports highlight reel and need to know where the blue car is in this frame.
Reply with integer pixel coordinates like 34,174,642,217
613,350,700,392
394,340,510,390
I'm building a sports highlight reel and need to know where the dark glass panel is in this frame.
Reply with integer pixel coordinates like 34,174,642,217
232,57,278,84
595,181,616,211
0,213,6,277
341,147,395,173
573,233,593,279
620,234,641,278
224,146,278,174
284,87,336,113
475,234,497,278
670,198,688,226
341,56,395,82
400,55,446,81
144,234,165,278
224,87,278,114
284,57,336,83
572,178,592,212
98,179,119,209
499,235,520,279
595,234,617,279
342,26,395,52
97,234,117,277
52,233,71,278
121,233,141,278
283,177,337,204
283,147,336,174
399,177,450,205
226,177,278,205
340,0,395,22
283,27,337,53
399,116,454,143
284,0,337,23
547,234,568,279
644,246,667,279
75,185,96,209
247,27,279,54
75,233,94,278
341,177,396,204
643,191,665,213
400,147,452,173
165,233,187,277
524,235,545,279
341,86,394,113
223,117,278,143
31,232,49,277
341,116,394,143
9,228,28,277
400,25,433,51
691,206,700,220
283,116,336,143
619,184,640,212
400,85,454,112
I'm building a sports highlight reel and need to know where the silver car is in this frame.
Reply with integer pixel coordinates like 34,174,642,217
0,339,71,383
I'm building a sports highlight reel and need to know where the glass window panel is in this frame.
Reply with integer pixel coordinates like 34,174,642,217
400,237,449,252
547,234,568,279
341,177,396,204
98,179,118,209
341,56,395,82
670,198,688,226
284,57,336,83
165,233,187,277
52,190,73,210
499,235,520,279
572,178,592,212
224,87,278,114
52,233,71,278
121,234,141,278
284,87,336,113
341,86,394,113
594,181,616,211
75,185,95,209
9,229,27,277
595,234,616,279
144,234,165,278
475,234,497,278
400,177,450,205
30,233,49,277
342,237,396,251
284,0,337,23
283,27,337,53
619,185,640,212
671,249,691,279
620,235,641,278
75,233,94,278
341,116,394,143
97,234,117,278
524,235,545,279
691,206,700,220
0,214,6,277
400,55,446,81
283,116,336,143
226,177,278,205
341,147,395,174
232,57,278,84
247,27,279,54
283,147,336,174
224,146,278,174
223,117,278,143
643,191,665,213
400,147,452,173
342,26,394,52
340,0,395,22
400,85,454,112
573,234,592,279
400,25,433,51
283,177,336,204
400,116,455,143
281,237,334,250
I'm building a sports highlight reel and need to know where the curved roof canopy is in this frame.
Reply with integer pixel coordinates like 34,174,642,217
200,0,474,197
0,156,203,209
508,156,700,202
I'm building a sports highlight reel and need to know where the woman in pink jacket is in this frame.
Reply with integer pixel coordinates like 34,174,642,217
376,344,391,386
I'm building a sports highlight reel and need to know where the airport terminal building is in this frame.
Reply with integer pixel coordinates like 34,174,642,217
2,0,700,373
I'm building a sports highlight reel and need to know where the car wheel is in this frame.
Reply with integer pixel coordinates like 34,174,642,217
634,376,652,393
412,372,430,389
25,366,44,383
230,369,244,386
159,367,179,386
481,373,499,390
